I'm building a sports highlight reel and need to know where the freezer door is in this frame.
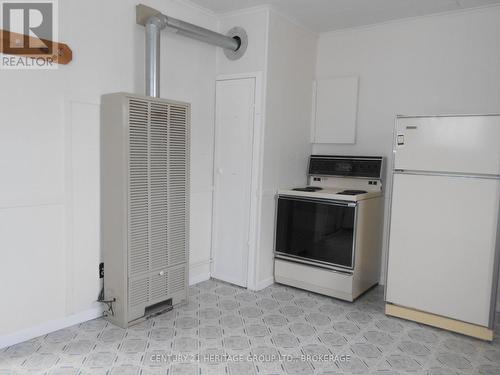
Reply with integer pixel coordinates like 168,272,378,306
386,173,500,327
395,116,500,176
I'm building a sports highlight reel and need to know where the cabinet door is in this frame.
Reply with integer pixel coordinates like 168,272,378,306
313,76,358,144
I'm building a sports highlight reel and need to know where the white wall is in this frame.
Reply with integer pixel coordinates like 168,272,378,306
257,11,317,288
314,6,500,285
0,0,217,338
216,7,270,75
4,0,499,343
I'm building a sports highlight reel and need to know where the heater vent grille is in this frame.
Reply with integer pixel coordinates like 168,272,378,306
168,264,186,295
129,277,149,307
128,100,149,276
127,97,189,320
150,102,169,272
168,105,189,266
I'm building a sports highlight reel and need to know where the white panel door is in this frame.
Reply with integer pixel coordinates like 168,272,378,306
386,173,500,326
395,116,500,175
212,78,255,287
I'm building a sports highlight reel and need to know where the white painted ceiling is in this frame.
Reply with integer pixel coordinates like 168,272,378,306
188,0,500,32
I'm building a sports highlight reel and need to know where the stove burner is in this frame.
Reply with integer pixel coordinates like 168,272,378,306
337,190,367,195
292,186,323,192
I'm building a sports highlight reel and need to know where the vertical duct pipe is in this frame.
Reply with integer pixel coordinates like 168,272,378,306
145,16,164,98
138,5,247,98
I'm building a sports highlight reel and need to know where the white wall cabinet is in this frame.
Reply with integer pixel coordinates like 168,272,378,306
313,76,359,144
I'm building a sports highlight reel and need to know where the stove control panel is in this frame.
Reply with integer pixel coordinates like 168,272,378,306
308,155,383,179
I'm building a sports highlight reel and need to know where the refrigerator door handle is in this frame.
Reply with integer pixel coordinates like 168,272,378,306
393,169,500,179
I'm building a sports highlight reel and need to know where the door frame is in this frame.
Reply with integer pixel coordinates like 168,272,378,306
211,71,265,290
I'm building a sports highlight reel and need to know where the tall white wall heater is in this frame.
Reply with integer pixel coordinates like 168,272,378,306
101,93,190,328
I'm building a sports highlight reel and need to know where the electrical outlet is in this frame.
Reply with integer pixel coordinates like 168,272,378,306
99,263,104,278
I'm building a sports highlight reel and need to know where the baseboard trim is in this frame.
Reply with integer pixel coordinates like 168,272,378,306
253,276,274,291
0,306,104,349
385,303,494,341
210,273,246,288
1,263,213,350
189,261,211,285
0,267,268,349
189,271,210,285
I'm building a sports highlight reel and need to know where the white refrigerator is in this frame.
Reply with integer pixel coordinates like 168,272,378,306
385,115,500,340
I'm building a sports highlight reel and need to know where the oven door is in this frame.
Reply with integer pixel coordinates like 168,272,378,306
275,195,357,270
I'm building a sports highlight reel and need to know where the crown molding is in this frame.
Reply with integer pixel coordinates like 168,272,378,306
320,3,500,37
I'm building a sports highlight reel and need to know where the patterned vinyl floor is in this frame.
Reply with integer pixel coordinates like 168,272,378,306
1,278,500,375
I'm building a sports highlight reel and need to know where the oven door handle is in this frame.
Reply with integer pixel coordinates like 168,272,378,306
278,195,357,207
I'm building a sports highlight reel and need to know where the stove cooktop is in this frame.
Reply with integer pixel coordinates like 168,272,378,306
292,187,368,196
292,187,323,192
337,190,367,196
280,187,381,202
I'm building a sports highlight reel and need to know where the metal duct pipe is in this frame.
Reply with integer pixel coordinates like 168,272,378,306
145,16,164,98
165,17,240,51
137,4,245,98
